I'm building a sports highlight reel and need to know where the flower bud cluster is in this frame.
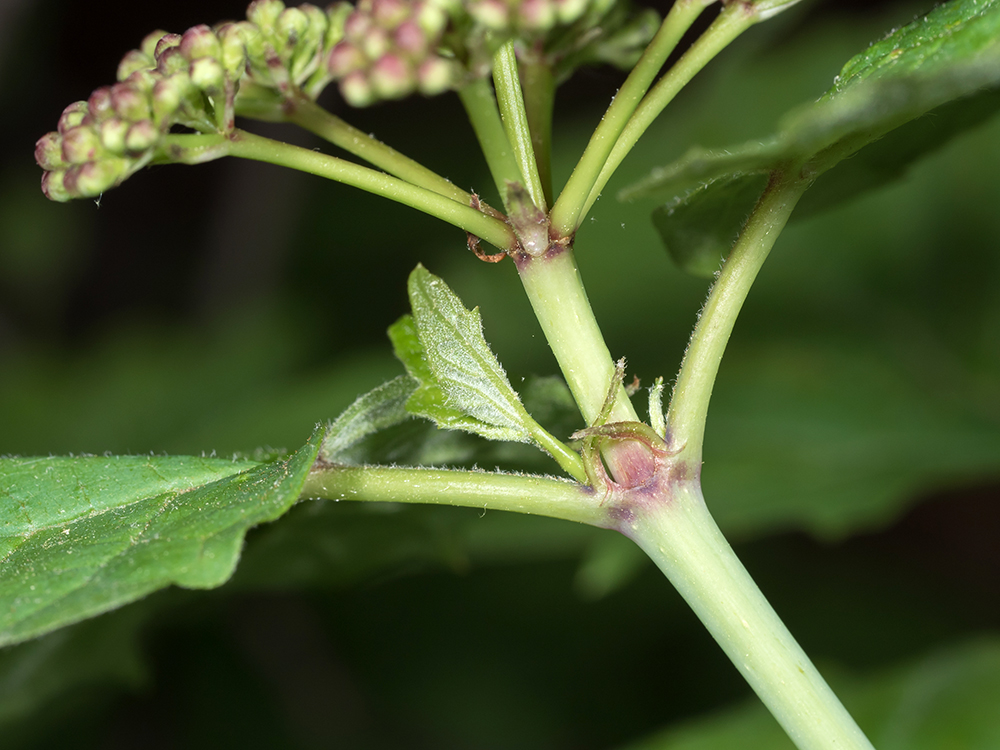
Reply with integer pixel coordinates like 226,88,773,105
465,0,590,35
326,0,463,107
35,25,245,202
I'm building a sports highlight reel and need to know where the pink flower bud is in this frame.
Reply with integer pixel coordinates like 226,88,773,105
518,0,555,31
61,125,102,164
35,132,66,170
58,102,89,134
340,70,374,106
125,120,158,152
343,10,372,41
98,118,130,154
111,83,152,122
41,169,71,202
370,53,413,99
157,46,188,75
141,30,171,58
190,57,226,91
153,33,182,59
64,159,128,197
372,0,409,28
117,49,155,82
152,72,191,123
393,20,428,57
361,27,391,60
417,57,456,96
180,24,223,62
469,0,509,30
88,87,115,121
328,41,366,76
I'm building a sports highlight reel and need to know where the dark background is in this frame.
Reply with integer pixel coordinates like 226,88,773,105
2,1,999,748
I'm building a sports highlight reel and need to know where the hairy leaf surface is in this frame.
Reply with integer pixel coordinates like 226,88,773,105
394,265,533,443
0,429,323,646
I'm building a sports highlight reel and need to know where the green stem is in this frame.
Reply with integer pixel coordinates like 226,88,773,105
577,4,758,226
517,249,638,427
302,463,601,524
549,0,710,237
285,96,474,206
626,481,875,750
225,129,516,251
667,171,808,462
458,78,523,206
493,40,547,211
526,424,588,484
519,53,555,207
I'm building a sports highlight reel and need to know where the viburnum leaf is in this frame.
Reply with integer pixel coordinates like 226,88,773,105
622,0,1000,274
392,265,534,444
0,427,324,646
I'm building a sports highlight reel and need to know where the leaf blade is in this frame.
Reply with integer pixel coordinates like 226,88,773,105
0,428,324,646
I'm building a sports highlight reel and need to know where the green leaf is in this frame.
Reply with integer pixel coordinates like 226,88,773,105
0,428,324,646
395,265,534,443
320,375,418,463
623,0,1000,272
618,638,1000,750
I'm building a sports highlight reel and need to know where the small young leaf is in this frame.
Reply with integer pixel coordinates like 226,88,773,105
623,0,1000,272
320,375,418,463
0,428,324,646
399,265,535,443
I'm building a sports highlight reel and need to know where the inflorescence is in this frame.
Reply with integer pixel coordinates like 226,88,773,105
37,0,657,201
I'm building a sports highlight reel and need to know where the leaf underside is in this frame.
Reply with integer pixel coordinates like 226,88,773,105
624,0,1000,276
0,428,324,647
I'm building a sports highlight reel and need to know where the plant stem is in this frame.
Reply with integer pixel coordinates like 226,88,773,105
526,423,589,483
576,4,758,226
548,0,710,237
225,129,516,250
493,40,547,210
302,463,602,524
517,249,638,427
519,52,555,207
458,78,523,206
667,171,808,462
285,96,475,205
624,481,875,750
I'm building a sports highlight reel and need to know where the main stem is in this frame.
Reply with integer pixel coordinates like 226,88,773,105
623,481,875,750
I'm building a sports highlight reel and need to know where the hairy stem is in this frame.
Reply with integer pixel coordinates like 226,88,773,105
458,78,523,206
668,171,808,462
302,463,601,523
226,129,516,250
493,40,547,210
578,4,758,224
285,96,474,205
624,480,875,750
549,0,711,236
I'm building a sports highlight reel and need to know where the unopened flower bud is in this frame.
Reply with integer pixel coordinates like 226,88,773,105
153,33,182,59
415,2,448,37
519,0,556,31
276,7,310,51
64,158,129,197
157,46,189,75
328,41,366,76
141,30,171,58
41,170,71,202
394,20,428,56
88,87,115,121
372,0,409,28
468,0,509,30
190,56,226,91
417,57,456,95
216,22,252,76
180,24,223,62
111,83,152,121
325,3,352,48
125,120,158,152
553,0,587,24
247,0,286,33
117,49,155,81
61,125,102,164
152,72,192,122
343,11,372,40
124,68,159,96
370,53,413,99
98,117,130,154
340,70,374,106
58,102,89,134
35,132,65,170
